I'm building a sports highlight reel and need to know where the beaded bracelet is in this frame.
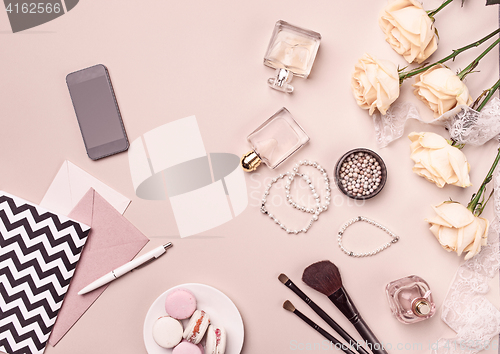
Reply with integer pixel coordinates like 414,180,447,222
260,160,330,234
337,216,399,257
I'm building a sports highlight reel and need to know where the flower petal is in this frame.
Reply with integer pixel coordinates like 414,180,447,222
419,132,448,149
425,214,452,228
447,146,472,187
437,225,458,251
432,202,475,228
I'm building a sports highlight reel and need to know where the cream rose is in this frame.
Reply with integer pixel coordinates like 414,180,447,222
426,202,489,260
413,65,473,118
351,53,400,115
379,0,438,64
409,132,471,188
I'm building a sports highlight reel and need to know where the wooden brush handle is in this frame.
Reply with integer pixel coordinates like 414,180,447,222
307,301,370,354
286,280,370,354
353,317,388,354
295,310,358,354
327,287,388,354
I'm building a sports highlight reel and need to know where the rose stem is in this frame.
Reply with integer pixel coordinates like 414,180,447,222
467,147,500,216
399,27,500,84
476,78,500,112
457,37,500,80
427,0,455,18
466,78,500,216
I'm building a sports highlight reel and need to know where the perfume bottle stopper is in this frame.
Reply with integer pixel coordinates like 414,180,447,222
264,20,321,93
240,108,309,172
241,151,261,172
412,297,432,317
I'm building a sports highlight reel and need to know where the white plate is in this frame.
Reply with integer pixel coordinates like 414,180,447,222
143,283,244,354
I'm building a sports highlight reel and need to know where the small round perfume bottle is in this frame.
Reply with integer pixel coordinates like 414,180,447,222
385,275,436,324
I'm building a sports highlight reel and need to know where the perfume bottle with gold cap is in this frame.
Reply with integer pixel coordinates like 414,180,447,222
241,107,309,172
264,20,321,93
385,275,436,324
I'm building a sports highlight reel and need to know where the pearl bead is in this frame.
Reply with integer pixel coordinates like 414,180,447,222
338,216,398,258
261,160,330,235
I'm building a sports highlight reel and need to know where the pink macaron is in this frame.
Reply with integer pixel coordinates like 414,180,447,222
183,310,210,344
165,288,197,320
205,325,227,354
172,340,204,354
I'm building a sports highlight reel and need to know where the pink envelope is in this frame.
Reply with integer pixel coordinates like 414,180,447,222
48,188,149,346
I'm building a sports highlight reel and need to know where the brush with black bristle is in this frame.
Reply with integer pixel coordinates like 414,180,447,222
283,300,357,354
279,273,368,354
302,261,388,354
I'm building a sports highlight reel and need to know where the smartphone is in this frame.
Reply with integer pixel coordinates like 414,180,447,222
66,64,129,160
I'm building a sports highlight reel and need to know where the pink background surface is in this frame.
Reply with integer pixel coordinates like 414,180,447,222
1,1,499,353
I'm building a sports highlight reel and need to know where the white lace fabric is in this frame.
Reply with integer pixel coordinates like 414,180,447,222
431,141,500,354
373,97,500,148
376,97,500,353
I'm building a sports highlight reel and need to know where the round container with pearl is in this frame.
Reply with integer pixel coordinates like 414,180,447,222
334,148,387,200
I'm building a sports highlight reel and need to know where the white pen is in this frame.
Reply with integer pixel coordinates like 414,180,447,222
78,243,173,295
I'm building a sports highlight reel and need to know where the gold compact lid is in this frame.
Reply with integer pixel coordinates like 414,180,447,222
241,150,262,172
412,298,431,317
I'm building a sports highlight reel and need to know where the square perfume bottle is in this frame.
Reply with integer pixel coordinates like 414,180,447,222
386,275,436,324
241,107,309,172
264,20,321,93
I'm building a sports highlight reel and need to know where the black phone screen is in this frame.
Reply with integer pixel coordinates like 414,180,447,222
66,64,129,160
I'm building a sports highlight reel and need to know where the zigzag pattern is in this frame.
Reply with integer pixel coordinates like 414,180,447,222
0,193,90,354
0,196,87,237
0,207,86,257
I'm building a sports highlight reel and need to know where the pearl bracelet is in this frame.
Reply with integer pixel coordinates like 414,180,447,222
338,216,399,257
261,160,330,234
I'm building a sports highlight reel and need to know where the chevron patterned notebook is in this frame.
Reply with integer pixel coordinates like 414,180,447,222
0,191,90,354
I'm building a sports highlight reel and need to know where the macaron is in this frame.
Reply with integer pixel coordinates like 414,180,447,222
152,316,183,349
205,325,227,354
165,288,197,320
172,340,204,354
183,310,210,344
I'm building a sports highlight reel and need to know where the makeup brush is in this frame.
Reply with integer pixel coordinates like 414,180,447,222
283,300,357,354
279,273,368,354
302,261,388,354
